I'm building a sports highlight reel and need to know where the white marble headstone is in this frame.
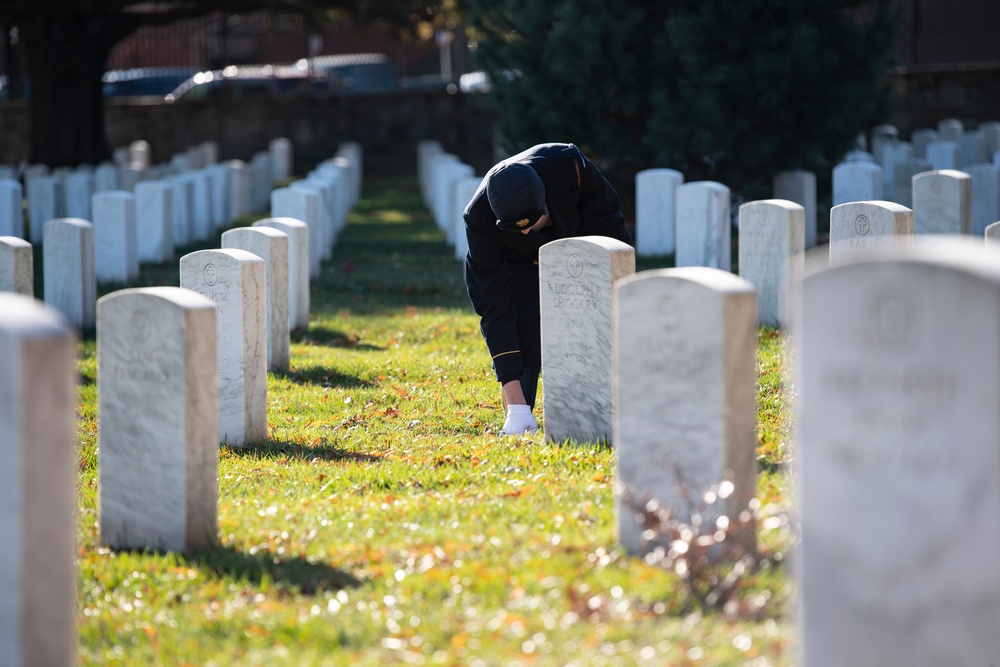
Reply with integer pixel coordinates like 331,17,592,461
428,153,459,224
870,124,899,165
118,166,145,193
880,141,913,202
167,175,194,247
0,294,77,667
253,217,310,331
891,158,932,208
773,170,816,249
224,160,250,221
0,237,33,296
832,161,883,206
299,176,333,260
636,168,683,257
796,236,1000,667
180,250,267,445
453,176,482,261
333,150,361,208
190,169,214,241
326,161,353,232
92,190,139,284
926,140,960,171
135,181,174,264
737,199,804,328
170,153,191,174
23,164,48,180
26,175,57,245
539,236,634,444
202,141,219,165
614,267,757,553
844,150,875,163
436,162,474,245
50,168,71,219
270,138,293,184
987,221,1000,248
272,186,321,279
65,171,95,220
336,142,363,204
960,131,988,167
43,218,96,328
0,179,23,239
417,140,443,206
208,164,229,229
98,286,218,552
250,153,273,213
912,169,972,235
937,118,964,142
980,122,1000,156
910,128,939,159
314,162,349,237
675,181,731,270
963,163,1000,236
221,227,290,371
129,140,151,169
829,201,913,266
94,164,118,193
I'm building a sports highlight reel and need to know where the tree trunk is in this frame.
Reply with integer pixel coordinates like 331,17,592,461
22,14,138,167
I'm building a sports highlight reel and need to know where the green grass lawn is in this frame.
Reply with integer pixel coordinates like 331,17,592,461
73,176,796,666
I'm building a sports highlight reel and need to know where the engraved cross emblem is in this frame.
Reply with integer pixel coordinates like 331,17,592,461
204,263,218,286
567,254,583,278
129,311,150,342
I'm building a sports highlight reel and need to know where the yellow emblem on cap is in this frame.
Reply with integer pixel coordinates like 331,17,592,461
516,218,530,228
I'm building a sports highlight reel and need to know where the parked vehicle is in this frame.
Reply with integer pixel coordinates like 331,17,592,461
103,67,200,99
300,53,397,94
164,64,326,102
164,54,397,102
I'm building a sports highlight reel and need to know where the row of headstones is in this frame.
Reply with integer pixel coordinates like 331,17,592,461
416,140,484,262
0,138,333,330
272,142,362,281
0,155,276,328
636,165,1000,293
851,119,1000,203
0,137,295,244
643,187,1000,334
115,137,291,183
0,142,362,665
634,120,1000,261
833,126,1000,236
537,231,1000,664
636,168,818,258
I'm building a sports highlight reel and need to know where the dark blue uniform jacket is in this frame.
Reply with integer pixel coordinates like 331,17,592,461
463,143,631,383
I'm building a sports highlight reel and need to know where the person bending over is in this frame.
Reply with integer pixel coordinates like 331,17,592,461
463,143,631,436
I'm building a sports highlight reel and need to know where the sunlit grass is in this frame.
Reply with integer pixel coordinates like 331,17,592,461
74,176,796,666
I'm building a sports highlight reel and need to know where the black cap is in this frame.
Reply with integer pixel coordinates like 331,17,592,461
487,162,546,231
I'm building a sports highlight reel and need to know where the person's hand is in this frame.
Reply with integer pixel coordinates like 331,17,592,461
501,404,538,436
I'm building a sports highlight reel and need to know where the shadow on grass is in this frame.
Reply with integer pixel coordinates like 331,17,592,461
185,544,361,594
292,325,385,351
223,439,385,464
271,366,375,389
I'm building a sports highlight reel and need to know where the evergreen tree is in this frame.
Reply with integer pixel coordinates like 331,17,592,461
468,0,898,200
